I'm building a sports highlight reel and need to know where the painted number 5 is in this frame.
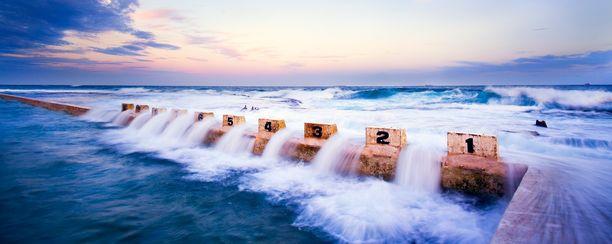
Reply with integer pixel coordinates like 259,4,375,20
227,117,234,126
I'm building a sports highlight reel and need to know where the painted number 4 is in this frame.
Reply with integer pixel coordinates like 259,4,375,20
264,121,272,132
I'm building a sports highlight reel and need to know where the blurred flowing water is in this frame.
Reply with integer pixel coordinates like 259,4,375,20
0,85,611,243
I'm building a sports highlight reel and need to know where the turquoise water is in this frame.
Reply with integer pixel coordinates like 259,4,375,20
1,85,610,242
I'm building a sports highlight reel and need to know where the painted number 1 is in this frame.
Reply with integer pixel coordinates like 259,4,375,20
465,138,474,153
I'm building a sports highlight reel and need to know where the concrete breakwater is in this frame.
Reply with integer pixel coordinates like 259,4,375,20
0,94,528,199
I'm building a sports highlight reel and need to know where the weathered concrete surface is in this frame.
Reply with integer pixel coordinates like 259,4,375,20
122,103,134,111
194,112,214,122
283,138,326,161
252,119,287,155
135,104,149,113
152,107,166,115
222,115,246,130
448,132,499,159
366,127,407,148
0,93,90,116
441,155,527,198
304,122,337,139
359,145,401,180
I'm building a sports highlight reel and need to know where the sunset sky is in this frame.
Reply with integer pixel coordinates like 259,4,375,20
1,0,611,85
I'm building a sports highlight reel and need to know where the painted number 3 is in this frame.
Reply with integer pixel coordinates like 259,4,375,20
376,131,390,144
313,126,323,138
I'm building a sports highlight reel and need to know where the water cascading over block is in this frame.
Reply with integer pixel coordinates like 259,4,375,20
121,103,134,111
194,112,214,122
252,118,287,155
304,123,337,140
151,107,167,116
135,104,149,113
359,127,407,180
447,132,498,159
441,132,526,198
222,115,246,130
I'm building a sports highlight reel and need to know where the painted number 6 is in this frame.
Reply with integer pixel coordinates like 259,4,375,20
313,126,323,138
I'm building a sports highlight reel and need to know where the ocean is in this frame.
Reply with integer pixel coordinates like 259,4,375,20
0,85,610,243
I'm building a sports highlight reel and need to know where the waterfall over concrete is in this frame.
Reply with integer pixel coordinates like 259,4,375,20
112,110,133,126
185,118,217,146
395,144,443,193
216,126,254,154
161,113,194,140
128,112,152,130
313,135,363,176
81,108,117,122
137,111,174,137
262,129,295,159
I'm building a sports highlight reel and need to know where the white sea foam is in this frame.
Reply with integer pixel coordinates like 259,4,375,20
46,85,612,243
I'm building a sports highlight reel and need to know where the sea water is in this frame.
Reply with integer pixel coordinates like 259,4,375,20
0,85,610,242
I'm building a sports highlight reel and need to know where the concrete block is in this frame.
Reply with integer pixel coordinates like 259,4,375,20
253,118,287,155
151,107,167,116
194,112,214,122
441,154,527,198
122,103,134,111
304,122,337,139
447,132,498,159
135,104,149,113
222,115,246,130
365,127,406,148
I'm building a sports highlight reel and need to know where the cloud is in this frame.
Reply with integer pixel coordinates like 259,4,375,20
0,0,138,53
450,50,612,73
0,0,180,60
134,8,185,22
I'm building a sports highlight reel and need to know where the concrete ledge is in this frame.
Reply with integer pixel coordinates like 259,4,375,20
0,93,90,116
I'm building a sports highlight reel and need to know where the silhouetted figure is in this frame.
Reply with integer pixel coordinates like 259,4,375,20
535,120,548,128
251,106,259,111
241,105,247,111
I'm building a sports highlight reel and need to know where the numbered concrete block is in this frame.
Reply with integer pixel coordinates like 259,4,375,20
447,132,498,159
151,107,167,116
258,119,286,134
135,104,149,113
194,112,214,122
365,127,407,148
253,119,287,155
121,103,134,111
222,115,246,130
304,123,337,139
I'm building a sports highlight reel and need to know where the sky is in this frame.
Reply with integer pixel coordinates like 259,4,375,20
0,0,611,86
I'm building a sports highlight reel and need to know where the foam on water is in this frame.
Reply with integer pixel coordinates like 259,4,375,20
262,129,296,159
127,111,152,129
184,118,218,146
111,110,133,126
215,126,254,154
313,135,363,176
7,85,611,242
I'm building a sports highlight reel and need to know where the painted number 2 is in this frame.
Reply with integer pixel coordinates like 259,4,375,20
264,121,272,131
313,126,323,138
465,138,474,153
376,131,390,144
227,117,234,126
